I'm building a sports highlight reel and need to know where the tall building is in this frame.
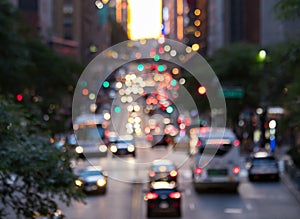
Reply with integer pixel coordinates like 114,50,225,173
207,0,300,55
10,0,113,63
116,0,189,42
185,0,208,55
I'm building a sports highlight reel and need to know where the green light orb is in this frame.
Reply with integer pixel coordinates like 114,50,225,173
137,64,144,71
158,65,165,72
153,55,160,62
103,81,110,88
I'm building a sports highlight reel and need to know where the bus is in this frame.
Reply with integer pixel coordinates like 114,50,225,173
73,114,109,158
190,127,241,192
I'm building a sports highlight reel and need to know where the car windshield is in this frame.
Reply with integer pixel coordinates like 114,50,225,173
79,170,103,177
197,128,237,156
252,157,277,166
152,164,175,172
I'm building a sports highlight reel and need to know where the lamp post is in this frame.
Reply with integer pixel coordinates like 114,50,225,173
257,49,268,149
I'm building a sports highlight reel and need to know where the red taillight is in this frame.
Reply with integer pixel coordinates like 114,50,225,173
169,192,181,199
233,140,240,147
170,170,178,177
232,166,240,175
195,167,202,174
146,192,158,200
148,171,156,178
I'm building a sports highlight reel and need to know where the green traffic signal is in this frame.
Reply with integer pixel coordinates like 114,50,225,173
103,81,110,88
166,105,174,114
114,106,121,113
137,64,144,71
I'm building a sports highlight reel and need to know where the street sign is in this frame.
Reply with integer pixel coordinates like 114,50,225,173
221,88,244,98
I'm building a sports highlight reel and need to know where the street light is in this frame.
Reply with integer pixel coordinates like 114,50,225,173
257,49,267,62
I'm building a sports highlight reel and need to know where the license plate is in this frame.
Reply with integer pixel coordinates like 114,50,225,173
207,169,227,176
85,185,97,191
159,202,169,209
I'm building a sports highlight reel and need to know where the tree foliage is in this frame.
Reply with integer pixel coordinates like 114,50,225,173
275,0,300,20
0,97,85,218
0,0,84,134
209,43,262,121
0,1,86,218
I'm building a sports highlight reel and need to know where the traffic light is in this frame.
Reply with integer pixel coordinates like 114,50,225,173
114,106,121,113
166,105,174,114
103,81,110,88
198,86,206,95
16,94,23,102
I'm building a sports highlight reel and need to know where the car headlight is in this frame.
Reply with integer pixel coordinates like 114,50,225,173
110,145,118,153
127,145,135,152
97,178,107,187
75,146,83,154
75,179,83,187
98,144,107,152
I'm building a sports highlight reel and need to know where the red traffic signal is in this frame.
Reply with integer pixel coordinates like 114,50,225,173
198,86,206,95
16,94,23,102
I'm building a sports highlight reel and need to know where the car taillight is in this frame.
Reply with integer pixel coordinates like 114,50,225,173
233,140,240,147
232,166,240,175
169,192,181,199
148,171,156,178
195,167,202,174
170,170,178,177
146,192,158,200
196,141,202,147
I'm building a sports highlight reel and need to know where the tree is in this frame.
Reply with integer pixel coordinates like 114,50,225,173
0,0,84,134
209,43,262,122
0,96,85,218
277,41,300,128
275,0,300,20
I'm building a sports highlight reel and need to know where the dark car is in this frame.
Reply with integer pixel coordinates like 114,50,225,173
148,159,178,183
247,151,280,181
151,134,170,147
145,181,181,217
33,209,64,219
75,166,107,194
109,135,136,157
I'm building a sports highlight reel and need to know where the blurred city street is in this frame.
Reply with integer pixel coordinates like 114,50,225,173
1,0,300,219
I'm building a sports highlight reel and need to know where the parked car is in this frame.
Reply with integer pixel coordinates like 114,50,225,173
33,209,64,219
144,181,181,217
148,159,178,183
75,166,107,194
247,151,280,181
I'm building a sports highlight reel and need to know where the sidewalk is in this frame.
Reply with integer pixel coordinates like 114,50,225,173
276,144,300,204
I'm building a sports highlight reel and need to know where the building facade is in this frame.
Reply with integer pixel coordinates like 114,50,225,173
207,0,300,55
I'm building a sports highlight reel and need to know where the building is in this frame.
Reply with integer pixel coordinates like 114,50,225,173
185,0,208,55
207,0,300,55
9,0,113,63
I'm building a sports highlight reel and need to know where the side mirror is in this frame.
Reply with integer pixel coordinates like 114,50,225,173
102,171,108,177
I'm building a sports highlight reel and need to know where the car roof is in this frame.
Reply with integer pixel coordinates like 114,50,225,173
150,181,177,190
198,127,236,139
85,166,103,171
117,135,133,141
152,159,174,166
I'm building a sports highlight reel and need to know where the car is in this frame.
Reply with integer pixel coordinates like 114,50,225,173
33,209,64,219
148,159,178,183
109,135,136,157
190,127,241,192
75,166,107,194
144,181,182,217
151,134,170,147
247,151,280,182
